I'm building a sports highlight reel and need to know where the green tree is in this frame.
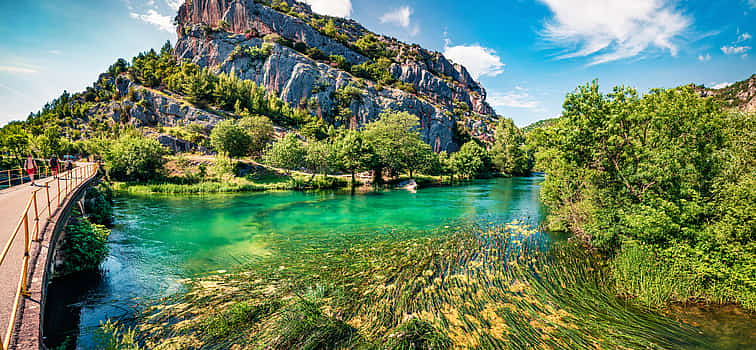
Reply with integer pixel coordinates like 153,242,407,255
333,130,376,186
491,117,530,175
237,115,275,156
362,110,425,178
452,141,488,179
104,134,168,182
264,133,305,174
305,140,336,176
210,120,253,158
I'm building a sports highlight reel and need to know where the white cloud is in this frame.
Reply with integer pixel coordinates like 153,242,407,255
443,43,505,79
48,50,62,55
711,82,732,89
301,0,352,18
721,45,751,55
130,9,175,32
166,0,182,11
537,0,690,65
489,91,539,109
379,6,420,36
0,66,37,74
380,6,412,28
697,53,711,61
737,32,752,43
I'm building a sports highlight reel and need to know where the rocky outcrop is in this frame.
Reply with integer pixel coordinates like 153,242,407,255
695,74,756,114
93,74,226,129
173,0,499,152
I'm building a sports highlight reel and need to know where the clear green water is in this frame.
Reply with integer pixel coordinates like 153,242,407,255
44,177,755,349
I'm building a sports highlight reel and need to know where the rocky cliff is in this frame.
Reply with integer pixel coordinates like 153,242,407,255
172,0,499,151
695,74,756,114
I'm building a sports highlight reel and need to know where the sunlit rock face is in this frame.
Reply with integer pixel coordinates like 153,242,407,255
173,0,500,152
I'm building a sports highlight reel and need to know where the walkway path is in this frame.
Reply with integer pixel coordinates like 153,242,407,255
0,166,94,349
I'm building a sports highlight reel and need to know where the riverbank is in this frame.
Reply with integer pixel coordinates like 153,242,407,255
109,155,479,194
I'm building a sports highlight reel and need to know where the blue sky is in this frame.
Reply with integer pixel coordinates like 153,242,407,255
1,0,755,127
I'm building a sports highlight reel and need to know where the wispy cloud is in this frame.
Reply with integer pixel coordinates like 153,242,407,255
697,53,711,61
301,0,352,18
379,6,420,36
443,41,505,79
130,9,174,32
721,45,751,55
537,0,690,65
489,90,540,110
711,82,732,89
165,0,181,11
0,66,38,74
48,50,61,55
737,32,752,43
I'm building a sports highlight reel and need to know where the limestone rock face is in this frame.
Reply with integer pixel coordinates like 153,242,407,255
173,0,500,152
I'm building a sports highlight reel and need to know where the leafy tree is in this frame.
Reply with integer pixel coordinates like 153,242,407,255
210,120,252,158
0,123,30,164
532,81,756,308
333,130,376,186
183,68,217,107
452,141,488,179
490,117,530,175
33,125,64,157
264,133,305,174
104,134,168,181
305,140,336,176
108,58,130,76
362,110,425,178
237,115,275,156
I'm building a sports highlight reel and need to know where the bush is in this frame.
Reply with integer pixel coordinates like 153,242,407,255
210,120,252,158
104,135,168,182
84,183,114,227
58,211,110,276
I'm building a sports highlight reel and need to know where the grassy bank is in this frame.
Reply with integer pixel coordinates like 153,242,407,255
98,223,709,349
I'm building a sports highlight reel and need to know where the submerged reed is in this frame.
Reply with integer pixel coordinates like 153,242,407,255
108,222,711,349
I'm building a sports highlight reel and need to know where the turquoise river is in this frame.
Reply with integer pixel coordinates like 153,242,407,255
44,177,754,349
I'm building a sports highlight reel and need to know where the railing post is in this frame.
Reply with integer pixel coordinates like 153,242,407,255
32,192,39,241
21,214,30,296
57,177,61,206
46,183,51,217
19,168,23,185
6,169,9,188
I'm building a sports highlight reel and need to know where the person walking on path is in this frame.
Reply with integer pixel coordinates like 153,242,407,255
50,155,60,178
25,155,37,186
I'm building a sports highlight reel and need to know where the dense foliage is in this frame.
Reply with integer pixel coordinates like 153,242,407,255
58,210,110,276
532,81,755,309
103,134,168,182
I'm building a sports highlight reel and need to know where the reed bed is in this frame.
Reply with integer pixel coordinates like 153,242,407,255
106,222,711,349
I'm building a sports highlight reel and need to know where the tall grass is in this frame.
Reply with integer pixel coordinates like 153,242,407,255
114,223,710,349
611,242,701,308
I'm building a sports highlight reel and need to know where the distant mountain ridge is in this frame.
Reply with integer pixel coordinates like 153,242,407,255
172,0,500,151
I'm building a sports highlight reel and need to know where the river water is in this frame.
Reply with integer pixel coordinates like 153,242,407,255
44,177,754,349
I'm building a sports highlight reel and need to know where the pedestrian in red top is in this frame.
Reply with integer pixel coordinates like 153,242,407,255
24,155,37,186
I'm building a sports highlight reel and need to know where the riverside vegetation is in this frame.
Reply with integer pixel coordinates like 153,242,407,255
1,0,753,346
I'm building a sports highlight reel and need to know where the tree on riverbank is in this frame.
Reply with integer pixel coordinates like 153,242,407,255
532,81,755,309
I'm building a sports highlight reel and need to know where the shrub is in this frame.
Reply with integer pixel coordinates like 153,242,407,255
104,135,168,182
58,211,110,276
210,120,252,158
84,183,114,227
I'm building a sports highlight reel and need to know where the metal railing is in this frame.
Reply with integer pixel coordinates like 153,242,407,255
0,163,98,350
0,166,55,190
